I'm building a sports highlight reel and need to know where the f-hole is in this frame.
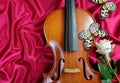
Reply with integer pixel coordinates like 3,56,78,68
78,57,93,80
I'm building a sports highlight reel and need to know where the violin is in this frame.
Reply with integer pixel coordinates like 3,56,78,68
43,0,101,83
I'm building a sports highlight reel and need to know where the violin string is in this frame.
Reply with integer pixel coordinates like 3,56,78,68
70,42,71,82
65,0,67,81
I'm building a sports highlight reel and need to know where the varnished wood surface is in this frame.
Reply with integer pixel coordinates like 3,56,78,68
43,8,101,83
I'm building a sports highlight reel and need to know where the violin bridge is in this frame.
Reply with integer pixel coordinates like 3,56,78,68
64,68,80,73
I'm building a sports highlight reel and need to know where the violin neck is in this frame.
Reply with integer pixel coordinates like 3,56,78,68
64,0,78,51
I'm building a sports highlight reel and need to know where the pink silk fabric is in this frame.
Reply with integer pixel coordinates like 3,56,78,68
0,0,119,83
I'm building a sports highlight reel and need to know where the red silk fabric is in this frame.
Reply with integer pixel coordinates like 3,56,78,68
0,0,119,83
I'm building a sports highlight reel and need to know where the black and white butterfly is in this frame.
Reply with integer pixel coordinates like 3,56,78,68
79,23,108,50
92,0,116,19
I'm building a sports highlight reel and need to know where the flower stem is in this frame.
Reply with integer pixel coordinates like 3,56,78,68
106,54,120,83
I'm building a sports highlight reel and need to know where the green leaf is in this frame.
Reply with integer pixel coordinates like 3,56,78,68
97,62,112,79
98,55,106,63
102,79,112,83
108,65,116,77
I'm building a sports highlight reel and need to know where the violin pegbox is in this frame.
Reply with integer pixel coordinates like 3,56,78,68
91,0,116,19
79,23,108,50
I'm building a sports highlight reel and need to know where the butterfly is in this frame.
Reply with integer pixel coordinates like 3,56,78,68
79,23,108,50
92,0,116,19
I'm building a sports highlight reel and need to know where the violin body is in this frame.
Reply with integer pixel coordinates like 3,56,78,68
43,8,101,83
43,0,101,83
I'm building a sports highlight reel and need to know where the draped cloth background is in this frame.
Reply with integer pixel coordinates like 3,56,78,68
0,0,120,83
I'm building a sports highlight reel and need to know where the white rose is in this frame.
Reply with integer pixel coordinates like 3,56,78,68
95,39,115,55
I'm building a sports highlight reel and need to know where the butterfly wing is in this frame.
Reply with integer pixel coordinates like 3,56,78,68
101,2,116,19
92,0,107,4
